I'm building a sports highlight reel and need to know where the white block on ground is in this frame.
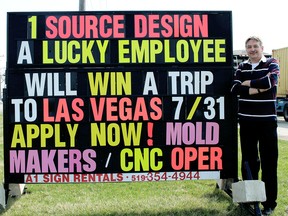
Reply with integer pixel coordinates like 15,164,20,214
0,184,5,209
232,180,266,203
9,184,26,197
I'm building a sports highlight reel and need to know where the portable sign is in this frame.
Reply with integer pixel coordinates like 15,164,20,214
4,11,237,184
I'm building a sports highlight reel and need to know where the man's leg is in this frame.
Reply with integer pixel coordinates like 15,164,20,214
259,121,278,210
239,121,260,180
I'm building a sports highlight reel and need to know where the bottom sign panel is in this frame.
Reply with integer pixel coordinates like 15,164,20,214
4,68,238,183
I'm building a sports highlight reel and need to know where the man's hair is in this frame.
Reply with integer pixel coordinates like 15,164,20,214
245,36,263,47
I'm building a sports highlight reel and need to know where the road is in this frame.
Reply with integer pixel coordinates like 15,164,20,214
277,116,288,141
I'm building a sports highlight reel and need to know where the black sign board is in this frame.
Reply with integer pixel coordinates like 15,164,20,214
4,11,237,184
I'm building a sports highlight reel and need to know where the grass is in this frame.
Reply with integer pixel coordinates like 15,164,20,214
0,113,288,215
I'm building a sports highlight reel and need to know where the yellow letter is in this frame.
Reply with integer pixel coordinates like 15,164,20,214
150,148,163,171
150,40,163,63
203,40,214,62
42,41,53,64
189,40,202,62
68,41,81,63
134,148,149,171
90,123,106,146
67,124,78,147
96,40,109,63
131,40,149,63
26,124,40,148
118,40,130,63
121,123,142,146
55,41,67,64
117,72,131,95
54,124,66,147
11,125,26,148
40,124,54,147
164,40,175,63
215,39,226,62
120,148,133,171
82,40,95,63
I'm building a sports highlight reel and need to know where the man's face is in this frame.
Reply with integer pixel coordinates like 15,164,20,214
245,39,263,62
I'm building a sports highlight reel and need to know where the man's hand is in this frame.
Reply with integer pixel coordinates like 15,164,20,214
241,80,251,87
249,88,270,95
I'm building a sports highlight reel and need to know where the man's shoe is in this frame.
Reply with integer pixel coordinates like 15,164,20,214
262,207,274,215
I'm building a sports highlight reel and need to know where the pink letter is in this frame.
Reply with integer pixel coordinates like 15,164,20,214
206,122,219,144
196,122,205,144
58,150,69,172
166,122,182,145
69,149,82,172
26,150,41,173
10,150,26,173
83,149,97,172
41,150,57,172
182,122,195,145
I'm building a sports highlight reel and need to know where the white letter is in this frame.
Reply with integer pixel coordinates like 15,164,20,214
143,72,158,95
17,41,33,64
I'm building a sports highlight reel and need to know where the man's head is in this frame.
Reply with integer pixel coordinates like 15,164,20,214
245,36,264,63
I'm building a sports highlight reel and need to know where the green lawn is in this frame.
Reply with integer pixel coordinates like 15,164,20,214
0,114,288,215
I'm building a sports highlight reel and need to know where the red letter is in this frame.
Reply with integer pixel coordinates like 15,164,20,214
198,147,209,170
113,15,125,38
184,147,197,170
58,16,71,39
72,15,85,38
99,15,113,38
161,15,173,38
46,16,58,39
134,15,147,38
194,15,208,37
148,15,160,38
72,98,84,121
85,15,98,38
149,97,162,120
43,98,54,122
90,98,105,121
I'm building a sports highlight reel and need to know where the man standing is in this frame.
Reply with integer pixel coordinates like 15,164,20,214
231,36,280,215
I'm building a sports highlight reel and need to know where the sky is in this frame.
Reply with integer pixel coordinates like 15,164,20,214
0,0,287,70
